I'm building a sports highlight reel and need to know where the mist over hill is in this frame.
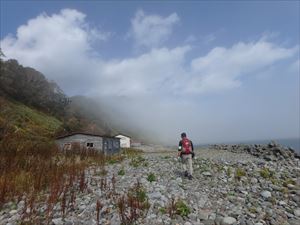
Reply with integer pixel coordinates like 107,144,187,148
0,57,138,141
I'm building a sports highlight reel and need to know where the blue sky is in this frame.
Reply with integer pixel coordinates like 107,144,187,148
1,0,299,144
2,1,299,58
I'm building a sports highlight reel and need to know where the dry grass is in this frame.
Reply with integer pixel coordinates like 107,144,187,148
0,132,121,223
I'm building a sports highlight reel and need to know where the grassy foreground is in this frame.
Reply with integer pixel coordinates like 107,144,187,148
0,126,140,224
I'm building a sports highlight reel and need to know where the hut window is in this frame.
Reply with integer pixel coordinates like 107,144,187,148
103,140,108,150
87,143,94,147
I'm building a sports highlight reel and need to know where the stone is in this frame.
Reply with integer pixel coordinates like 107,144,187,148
293,208,300,217
147,214,156,219
52,218,64,225
204,220,215,225
64,221,73,225
202,172,212,176
222,216,237,225
198,209,211,220
9,210,17,215
288,219,300,225
149,192,162,199
209,212,216,220
278,200,286,206
189,213,198,221
215,216,224,225
260,190,272,199
176,177,182,183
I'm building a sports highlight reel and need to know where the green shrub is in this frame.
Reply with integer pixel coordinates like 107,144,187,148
260,168,273,179
128,182,148,203
270,197,276,205
118,169,125,176
270,177,279,185
147,173,156,182
283,178,296,187
175,200,191,217
248,207,257,213
121,148,143,158
117,181,150,225
108,159,117,164
159,207,167,214
235,167,246,180
129,156,146,168
226,167,232,177
228,191,235,196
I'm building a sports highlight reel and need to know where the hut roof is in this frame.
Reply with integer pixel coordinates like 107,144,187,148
56,132,120,140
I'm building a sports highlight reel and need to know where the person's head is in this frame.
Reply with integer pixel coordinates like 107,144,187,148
181,132,187,139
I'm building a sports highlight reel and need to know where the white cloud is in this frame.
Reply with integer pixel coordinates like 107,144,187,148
188,41,299,94
98,46,190,96
129,9,180,48
1,9,297,97
1,8,299,143
1,8,110,95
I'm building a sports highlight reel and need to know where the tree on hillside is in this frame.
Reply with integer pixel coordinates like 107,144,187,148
0,59,69,117
0,48,4,58
0,48,5,68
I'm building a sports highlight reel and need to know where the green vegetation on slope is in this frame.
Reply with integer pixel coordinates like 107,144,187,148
0,97,62,140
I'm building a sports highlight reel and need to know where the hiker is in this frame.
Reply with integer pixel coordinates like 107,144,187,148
178,132,194,180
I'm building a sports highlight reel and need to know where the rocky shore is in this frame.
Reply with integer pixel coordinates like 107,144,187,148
210,141,300,162
1,143,299,225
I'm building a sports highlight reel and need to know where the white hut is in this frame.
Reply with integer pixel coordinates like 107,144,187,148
114,134,131,148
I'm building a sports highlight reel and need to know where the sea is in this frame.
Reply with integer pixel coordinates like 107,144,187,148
199,138,300,154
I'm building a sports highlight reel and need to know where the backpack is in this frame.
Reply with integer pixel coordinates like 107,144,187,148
182,137,192,154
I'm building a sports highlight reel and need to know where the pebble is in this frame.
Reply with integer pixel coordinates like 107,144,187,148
294,208,300,217
260,190,272,199
222,216,237,225
202,172,212,176
52,218,64,225
184,222,192,225
9,210,17,215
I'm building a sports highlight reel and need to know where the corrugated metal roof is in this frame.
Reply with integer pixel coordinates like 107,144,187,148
56,132,120,140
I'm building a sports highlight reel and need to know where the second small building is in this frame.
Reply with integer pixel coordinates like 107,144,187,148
114,133,131,148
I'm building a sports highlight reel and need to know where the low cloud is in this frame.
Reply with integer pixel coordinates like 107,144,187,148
1,8,299,144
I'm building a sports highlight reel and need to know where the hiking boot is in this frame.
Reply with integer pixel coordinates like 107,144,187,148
184,171,189,177
188,175,193,180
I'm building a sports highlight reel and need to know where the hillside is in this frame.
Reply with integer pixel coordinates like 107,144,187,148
0,59,67,118
0,58,118,141
0,96,62,141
